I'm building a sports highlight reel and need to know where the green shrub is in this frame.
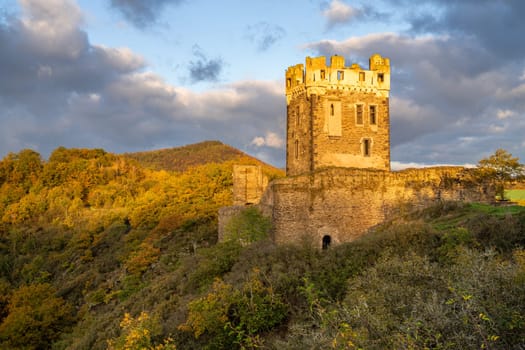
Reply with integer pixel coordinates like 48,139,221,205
183,240,242,292
223,206,271,244
180,269,287,349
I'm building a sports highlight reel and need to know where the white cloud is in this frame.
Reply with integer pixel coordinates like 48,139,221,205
391,161,475,171
390,97,426,122
21,0,83,33
497,109,514,120
488,124,506,133
458,136,476,145
37,65,52,78
20,0,86,58
251,132,284,149
88,93,100,103
251,136,265,147
304,32,442,55
265,132,284,148
322,0,359,28
94,45,146,71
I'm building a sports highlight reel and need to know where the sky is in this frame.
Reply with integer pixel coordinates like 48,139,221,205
1,0,525,169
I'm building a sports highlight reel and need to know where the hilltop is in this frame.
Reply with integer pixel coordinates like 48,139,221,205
123,140,277,173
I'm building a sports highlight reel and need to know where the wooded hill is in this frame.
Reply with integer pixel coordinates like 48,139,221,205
0,143,524,349
123,140,266,172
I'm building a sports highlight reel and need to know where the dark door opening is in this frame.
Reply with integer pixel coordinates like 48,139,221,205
322,235,331,250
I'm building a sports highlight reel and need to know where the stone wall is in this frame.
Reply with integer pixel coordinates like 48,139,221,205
232,165,268,205
218,205,246,242
259,167,492,248
313,91,390,171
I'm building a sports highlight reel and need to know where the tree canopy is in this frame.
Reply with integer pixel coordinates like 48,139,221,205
477,149,525,200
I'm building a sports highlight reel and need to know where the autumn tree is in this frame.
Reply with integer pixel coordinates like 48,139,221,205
477,149,525,200
0,150,42,192
0,283,74,349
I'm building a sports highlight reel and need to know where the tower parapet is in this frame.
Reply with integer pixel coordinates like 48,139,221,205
285,54,391,176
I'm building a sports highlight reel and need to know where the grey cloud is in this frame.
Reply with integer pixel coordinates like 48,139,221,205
305,32,525,165
0,0,285,167
245,22,286,51
322,0,360,29
109,0,183,28
321,0,389,29
401,0,525,62
188,46,224,83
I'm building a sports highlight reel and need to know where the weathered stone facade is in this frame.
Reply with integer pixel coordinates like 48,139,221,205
218,54,493,247
260,167,491,248
232,165,268,205
286,55,390,176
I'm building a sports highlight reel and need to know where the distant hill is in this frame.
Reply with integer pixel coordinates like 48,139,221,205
123,140,277,173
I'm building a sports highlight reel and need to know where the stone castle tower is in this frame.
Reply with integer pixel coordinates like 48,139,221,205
219,53,492,247
285,54,391,176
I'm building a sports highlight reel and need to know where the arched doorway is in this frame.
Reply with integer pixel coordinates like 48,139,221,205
322,235,331,250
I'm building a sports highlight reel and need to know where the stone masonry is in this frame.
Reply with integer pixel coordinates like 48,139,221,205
232,165,268,205
286,54,390,176
218,54,493,247
259,167,490,248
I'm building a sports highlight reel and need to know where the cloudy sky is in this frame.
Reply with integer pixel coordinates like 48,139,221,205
1,0,524,169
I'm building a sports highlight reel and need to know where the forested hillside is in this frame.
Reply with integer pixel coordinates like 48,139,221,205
123,140,266,172
0,143,282,349
0,144,524,349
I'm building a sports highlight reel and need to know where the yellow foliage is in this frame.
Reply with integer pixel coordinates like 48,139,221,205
108,312,176,350
178,278,234,338
125,242,161,275
0,283,74,349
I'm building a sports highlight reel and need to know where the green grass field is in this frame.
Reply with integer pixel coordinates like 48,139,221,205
505,189,525,205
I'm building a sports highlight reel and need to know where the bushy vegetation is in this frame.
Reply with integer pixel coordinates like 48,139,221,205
0,144,282,349
0,144,524,349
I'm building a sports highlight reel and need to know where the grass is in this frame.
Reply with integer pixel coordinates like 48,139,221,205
505,189,525,205
413,202,525,231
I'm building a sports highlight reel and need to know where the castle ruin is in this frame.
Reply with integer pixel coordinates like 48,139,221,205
219,54,493,248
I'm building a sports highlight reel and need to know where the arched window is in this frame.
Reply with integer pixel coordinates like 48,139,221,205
330,103,334,116
322,235,331,250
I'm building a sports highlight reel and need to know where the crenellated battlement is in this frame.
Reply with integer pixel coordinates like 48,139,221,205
285,54,390,104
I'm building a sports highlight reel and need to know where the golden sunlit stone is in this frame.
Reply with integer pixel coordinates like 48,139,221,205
219,55,494,248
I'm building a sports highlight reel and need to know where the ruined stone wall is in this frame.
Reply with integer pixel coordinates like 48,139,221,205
232,165,268,205
219,165,269,241
217,205,245,242
260,167,492,247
